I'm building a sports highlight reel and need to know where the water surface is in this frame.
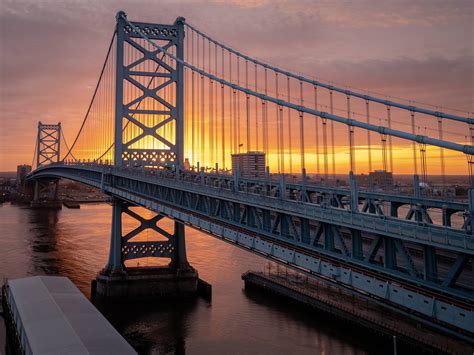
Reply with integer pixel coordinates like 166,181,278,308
0,202,388,354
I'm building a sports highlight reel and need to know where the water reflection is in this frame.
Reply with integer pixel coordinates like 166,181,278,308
27,208,60,273
100,299,198,354
1,203,379,354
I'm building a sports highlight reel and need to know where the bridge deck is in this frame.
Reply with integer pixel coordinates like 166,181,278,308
3,276,136,354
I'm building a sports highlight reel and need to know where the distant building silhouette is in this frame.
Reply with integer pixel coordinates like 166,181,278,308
356,170,393,189
231,151,265,178
16,164,32,188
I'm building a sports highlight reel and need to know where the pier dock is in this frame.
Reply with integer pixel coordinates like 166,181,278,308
242,270,473,354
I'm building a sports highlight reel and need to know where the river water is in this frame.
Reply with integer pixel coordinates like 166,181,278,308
0,202,390,354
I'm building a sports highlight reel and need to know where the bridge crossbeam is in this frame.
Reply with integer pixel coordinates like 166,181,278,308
104,198,189,272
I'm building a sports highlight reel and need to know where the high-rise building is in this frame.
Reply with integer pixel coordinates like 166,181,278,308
231,151,266,178
16,165,32,187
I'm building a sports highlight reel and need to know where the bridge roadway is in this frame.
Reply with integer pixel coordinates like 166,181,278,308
27,163,474,341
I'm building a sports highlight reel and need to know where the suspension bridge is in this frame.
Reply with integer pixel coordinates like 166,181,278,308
26,11,473,342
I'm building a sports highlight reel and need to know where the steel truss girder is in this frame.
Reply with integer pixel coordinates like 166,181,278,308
29,164,474,298
105,182,474,337
190,171,468,230
27,164,474,336
128,171,471,252
102,171,473,297
121,204,175,260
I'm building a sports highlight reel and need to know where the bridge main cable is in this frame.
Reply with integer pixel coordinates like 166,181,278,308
184,22,473,125
62,30,117,161
122,14,474,156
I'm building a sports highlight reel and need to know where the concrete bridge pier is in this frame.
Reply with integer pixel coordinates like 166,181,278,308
30,179,62,209
93,198,199,301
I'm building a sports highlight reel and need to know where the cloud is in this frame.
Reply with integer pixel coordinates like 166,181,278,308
0,0,472,170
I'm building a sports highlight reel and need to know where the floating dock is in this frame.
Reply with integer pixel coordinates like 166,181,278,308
242,271,473,354
2,276,136,354
62,199,81,208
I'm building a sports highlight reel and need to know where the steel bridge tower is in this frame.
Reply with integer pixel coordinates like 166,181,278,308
36,122,61,167
96,11,197,300
31,122,62,208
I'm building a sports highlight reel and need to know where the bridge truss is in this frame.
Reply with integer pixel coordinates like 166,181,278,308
28,11,473,341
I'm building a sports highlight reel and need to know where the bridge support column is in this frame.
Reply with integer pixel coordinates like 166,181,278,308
30,179,62,209
105,198,124,273
94,198,198,302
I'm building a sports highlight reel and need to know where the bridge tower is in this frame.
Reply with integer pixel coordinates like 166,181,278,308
31,122,62,209
36,122,61,167
95,11,198,300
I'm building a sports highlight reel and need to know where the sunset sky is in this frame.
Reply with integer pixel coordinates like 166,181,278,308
0,0,472,172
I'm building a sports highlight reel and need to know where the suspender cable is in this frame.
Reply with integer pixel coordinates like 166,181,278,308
255,63,259,151
347,95,355,173
264,68,268,166
185,32,189,165
419,141,428,190
387,105,394,172
279,99,284,173
237,57,241,153
246,60,250,152
366,100,372,173
128,21,473,157
437,116,446,193
210,72,214,166
314,86,320,175
221,48,225,168
200,38,205,166
468,153,474,188
329,90,336,179
411,110,417,175
233,86,238,155
299,80,305,173
191,31,196,165
184,22,472,125
470,121,474,187
287,76,293,175
229,53,234,154
276,72,283,173
63,31,116,161
322,114,329,181
215,42,218,167
381,133,388,173
209,39,214,166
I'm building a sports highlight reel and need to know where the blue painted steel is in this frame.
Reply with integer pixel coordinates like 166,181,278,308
26,163,474,337
25,12,474,342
